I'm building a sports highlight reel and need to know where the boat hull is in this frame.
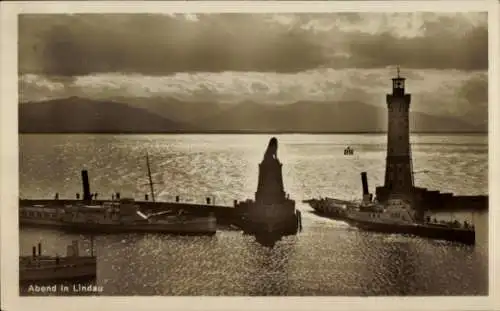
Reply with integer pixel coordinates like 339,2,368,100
310,209,348,222
20,217,217,236
20,256,97,282
305,198,350,222
20,199,239,227
62,222,217,236
345,217,475,245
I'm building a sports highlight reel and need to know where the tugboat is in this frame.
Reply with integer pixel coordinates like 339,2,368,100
234,137,302,246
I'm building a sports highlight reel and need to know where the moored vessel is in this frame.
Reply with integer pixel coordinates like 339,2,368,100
19,153,218,236
20,240,96,283
20,198,217,236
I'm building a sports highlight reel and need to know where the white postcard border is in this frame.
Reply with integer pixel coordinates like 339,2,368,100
1,1,498,311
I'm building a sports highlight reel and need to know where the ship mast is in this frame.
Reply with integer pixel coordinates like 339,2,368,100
146,152,156,202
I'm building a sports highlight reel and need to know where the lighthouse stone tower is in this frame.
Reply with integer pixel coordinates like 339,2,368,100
376,67,414,202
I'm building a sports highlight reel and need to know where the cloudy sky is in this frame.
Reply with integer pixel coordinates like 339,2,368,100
18,13,488,122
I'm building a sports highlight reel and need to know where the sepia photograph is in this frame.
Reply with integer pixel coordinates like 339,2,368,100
1,0,499,310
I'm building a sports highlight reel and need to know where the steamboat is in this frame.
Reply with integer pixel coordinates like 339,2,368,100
344,192,476,245
20,200,217,235
19,153,217,236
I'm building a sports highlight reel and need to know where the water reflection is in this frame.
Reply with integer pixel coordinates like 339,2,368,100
18,134,488,295
377,239,418,296
243,237,297,296
251,232,290,248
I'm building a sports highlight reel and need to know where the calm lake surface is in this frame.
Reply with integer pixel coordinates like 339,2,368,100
19,133,488,296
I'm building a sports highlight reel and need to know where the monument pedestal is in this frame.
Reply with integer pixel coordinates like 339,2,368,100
235,138,301,246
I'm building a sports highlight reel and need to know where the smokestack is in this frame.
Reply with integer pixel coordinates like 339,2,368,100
81,170,91,201
72,240,79,257
37,242,42,256
361,172,369,196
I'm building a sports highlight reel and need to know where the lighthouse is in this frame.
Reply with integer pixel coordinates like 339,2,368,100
376,67,414,202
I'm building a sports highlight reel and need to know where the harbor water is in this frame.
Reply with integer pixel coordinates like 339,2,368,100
19,133,488,296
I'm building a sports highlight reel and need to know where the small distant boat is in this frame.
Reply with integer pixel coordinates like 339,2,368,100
344,146,354,156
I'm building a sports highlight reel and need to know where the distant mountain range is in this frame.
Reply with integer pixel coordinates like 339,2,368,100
19,97,189,133
19,96,485,133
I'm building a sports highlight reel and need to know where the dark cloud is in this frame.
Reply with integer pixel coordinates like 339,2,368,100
340,25,487,71
19,14,327,76
18,13,488,76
